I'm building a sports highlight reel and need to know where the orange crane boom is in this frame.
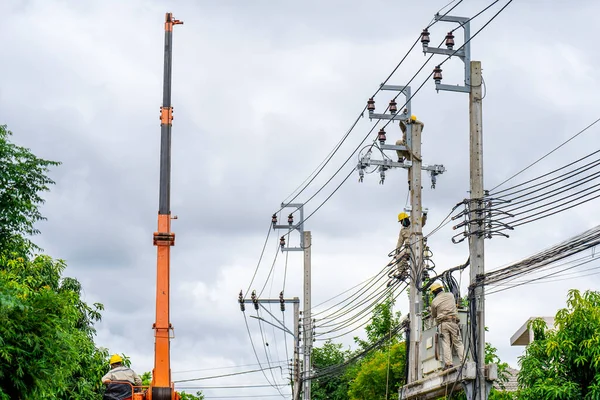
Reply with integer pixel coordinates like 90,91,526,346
150,12,183,400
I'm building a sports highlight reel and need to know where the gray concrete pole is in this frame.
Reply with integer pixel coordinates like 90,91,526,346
408,120,425,383
303,231,312,400
468,60,486,400
293,299,301,400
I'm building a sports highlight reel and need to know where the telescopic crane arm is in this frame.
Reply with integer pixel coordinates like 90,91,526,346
151,12,183,400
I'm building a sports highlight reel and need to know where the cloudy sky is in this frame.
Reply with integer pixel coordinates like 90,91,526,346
2,0,599,398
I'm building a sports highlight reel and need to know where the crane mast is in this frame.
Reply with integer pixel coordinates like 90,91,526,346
151,12,183,400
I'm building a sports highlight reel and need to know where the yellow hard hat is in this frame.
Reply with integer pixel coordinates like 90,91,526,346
109,354,123,365
429,282,443,293
398,212,409,222
410,115,417,121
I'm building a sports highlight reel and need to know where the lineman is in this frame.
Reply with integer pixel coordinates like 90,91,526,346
393,211,427,277
429,282,465,370
396,115,419,163
102,354,143,400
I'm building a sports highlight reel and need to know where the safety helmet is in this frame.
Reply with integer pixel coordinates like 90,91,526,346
410,115,417,122
398,212,409,222
429,282,443,293
109,354,123,365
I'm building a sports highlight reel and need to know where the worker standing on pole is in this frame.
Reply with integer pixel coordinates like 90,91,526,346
394,211,427,276
429,282,465,370
396,115,416,163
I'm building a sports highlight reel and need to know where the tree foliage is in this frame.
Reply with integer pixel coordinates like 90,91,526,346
0,254,107,399
0,125,110,399
348,341,406,400
311,296,406,400
311,341,352,400
518,289,600,399
0,125,60,255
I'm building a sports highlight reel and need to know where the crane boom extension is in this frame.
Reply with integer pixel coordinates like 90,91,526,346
151,12,183,400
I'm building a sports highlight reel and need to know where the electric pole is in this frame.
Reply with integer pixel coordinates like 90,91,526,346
293,299,301,400
407,120,425,383
469,60,486,400
302,231,312,400
272,204,313,399
357,88,445,387
423,12,493,399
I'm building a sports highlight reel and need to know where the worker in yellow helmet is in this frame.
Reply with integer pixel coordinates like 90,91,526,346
429,282,464,370
102,354,142,400
394,210,428,263
396,115,421,163
393,210,426,279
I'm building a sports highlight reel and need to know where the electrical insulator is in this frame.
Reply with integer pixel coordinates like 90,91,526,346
379,167,386,185
378,128,386,145
280,236,286,249
367,97,375,113
239,290,245,312
280,291,285,311
433,65,443,84
271,213,277,227
251,290,259,310
389,99,397,114
288,213,293,225
445,31,455,50
358,168,364,183
421,28,430,48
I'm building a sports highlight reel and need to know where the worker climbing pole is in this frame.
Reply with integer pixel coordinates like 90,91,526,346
151,12,183,400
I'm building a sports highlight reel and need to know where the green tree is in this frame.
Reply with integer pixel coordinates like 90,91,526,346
311,340,351,400
0,125,60,255
354,296,401,350
0,125,108,399
0,254,106,399
347,296,406,400
518,289,600,399
179,390,205,399
348,341,406,400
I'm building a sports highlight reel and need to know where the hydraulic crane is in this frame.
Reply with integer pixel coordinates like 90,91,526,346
149,11,183,400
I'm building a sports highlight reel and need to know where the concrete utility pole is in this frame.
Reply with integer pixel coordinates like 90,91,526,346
302,231,312,400
293,300,301,400
271,204,312,400
357,88,445,388
408,120,425,383
469,60,486,400
421,13,495,399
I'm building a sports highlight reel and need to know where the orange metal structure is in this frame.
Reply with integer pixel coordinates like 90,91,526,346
148,12,183,400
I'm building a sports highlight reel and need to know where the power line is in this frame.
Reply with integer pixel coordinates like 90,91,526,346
489,116,600,192
293,0,513,229
278,0,465,211
177,384,290,390
241,313,281,391
173,364,283,383
173,360,288,374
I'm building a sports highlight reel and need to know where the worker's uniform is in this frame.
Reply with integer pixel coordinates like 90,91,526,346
396,121,410,162
394,226,411,275
102,366,142,400
394,215,427,270
431,292,465,367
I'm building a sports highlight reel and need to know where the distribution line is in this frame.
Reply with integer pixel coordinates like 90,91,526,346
489,116,600,192
277,0,465,212
172,360,287,374
245,0,505,311
294,0,514,229
241,313,280,391
174,364,283,383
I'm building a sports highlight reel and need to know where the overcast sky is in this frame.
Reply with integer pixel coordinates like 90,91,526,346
2,0,599,398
